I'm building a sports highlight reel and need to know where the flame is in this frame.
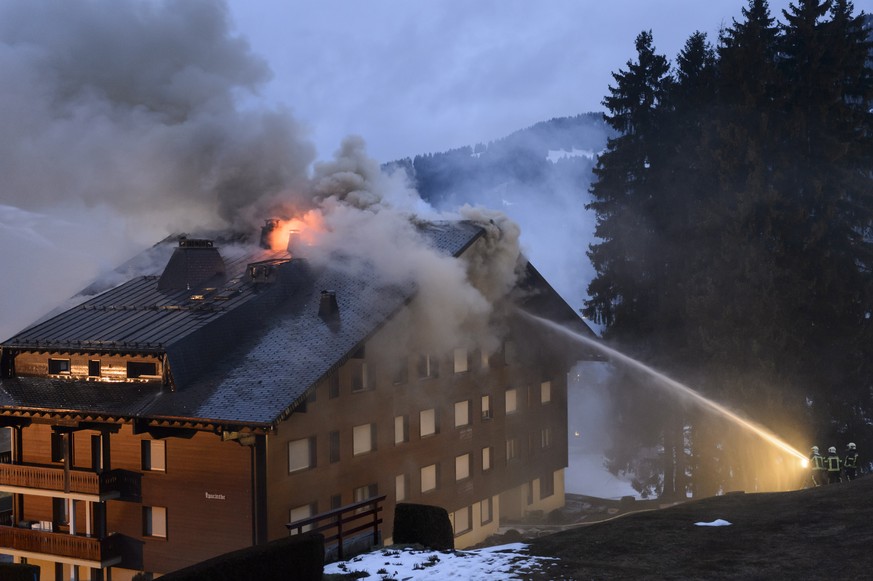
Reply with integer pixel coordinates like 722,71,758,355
267,210,325,252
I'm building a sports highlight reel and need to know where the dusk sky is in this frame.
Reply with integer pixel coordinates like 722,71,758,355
226,0,795,162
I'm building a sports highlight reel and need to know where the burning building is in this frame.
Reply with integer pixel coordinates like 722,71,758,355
0,214,595,580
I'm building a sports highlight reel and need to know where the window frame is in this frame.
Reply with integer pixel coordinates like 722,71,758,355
142,439,167,472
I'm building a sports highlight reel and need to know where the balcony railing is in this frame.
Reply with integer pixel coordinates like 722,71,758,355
286,495,385,562
0,464,141,499
0,525,124,564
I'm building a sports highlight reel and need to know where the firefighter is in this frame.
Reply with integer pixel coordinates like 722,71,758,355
825,446,842,484
809,446,825,486
844,442,859,481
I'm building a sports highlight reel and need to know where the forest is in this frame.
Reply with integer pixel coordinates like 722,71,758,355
584,0,873,498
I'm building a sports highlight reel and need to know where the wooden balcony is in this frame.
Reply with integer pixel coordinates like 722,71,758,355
0,463,141,500
0,525,124,567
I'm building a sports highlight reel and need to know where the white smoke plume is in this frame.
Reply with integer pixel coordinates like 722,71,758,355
297,135,526,359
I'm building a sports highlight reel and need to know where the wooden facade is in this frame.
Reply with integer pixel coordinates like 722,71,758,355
0,221,592,579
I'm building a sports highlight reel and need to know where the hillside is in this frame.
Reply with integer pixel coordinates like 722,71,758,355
528,476,872,579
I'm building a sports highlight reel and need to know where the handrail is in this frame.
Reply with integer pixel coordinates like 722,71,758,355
0,525,122,563
286,495,386,561
0,463,141,497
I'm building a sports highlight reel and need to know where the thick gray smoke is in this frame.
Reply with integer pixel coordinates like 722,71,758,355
0,0,314,227
0,0,315,338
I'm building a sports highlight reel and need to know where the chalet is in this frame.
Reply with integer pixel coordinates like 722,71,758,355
0,219,595,580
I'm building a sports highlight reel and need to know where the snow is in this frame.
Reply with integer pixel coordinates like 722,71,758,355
546,148,596,163
694,519,732,527
323,542,557,580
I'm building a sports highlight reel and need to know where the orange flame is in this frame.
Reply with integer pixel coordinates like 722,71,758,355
267,210,325,253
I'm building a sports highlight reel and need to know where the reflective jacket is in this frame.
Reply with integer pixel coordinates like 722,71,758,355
844,451,858,469
810,453,825,470
826,454,841,472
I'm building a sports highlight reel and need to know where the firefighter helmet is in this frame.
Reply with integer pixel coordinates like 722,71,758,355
849,442,856,450
828,446,837,454
812,446,819,453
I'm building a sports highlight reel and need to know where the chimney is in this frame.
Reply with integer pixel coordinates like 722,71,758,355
318,290,339,319
157,237,226,291
260,218,280,250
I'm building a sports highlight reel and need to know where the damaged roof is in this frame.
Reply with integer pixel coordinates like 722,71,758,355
0,220,491,429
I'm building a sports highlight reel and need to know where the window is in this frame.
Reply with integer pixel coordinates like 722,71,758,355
481,395,491,420
506,438,518,462
142,440,166,472
52,497,68,526
454,400,470,428
328,373,340,399
354,483,378,515
351,361,369,393
541,472,555,499
394,415,408,444
353,423,374,455
330,495,342,510
541,381,551,404
453,506,472,535
455,453,471,481
393,358,408,384
288,437,315,473
288,503,314,533
420,408,437,437
88,360,101,377
127,361,157,378
421,464,438,493
504,341,517,364
143,506,167,538
329,431,340,463
50,432,67,463
481,497,493,525
541,427,552,449
417,354,439,379
480,350,490,370
482,446,492,472
505,389,518,414
453,348,469,373
354,483,378,503
48,358,70,374
395,474,407,502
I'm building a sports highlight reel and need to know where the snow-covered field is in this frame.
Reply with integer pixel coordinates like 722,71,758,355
323,543,556,580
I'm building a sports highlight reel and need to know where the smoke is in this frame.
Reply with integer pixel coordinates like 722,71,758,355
0,0,315,228
297,135,525,360
0,0,317,338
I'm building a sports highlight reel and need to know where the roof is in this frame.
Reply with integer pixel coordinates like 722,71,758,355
0,220,491,429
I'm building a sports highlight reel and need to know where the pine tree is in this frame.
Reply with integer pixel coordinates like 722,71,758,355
584,30,672,341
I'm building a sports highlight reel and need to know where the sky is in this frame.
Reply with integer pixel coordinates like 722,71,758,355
226,0,795,163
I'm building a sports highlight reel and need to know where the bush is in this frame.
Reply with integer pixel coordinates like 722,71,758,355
392,503,454,551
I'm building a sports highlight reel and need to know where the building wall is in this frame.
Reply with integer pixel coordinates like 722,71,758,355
14,422,253,576
265,329,569,549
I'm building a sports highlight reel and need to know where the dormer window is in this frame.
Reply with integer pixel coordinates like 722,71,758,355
127,361,158,379
48,358,70,375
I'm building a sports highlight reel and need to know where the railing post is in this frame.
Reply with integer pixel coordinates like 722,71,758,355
337,515,344,561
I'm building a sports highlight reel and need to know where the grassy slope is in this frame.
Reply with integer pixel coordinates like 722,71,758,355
528,476,872,580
